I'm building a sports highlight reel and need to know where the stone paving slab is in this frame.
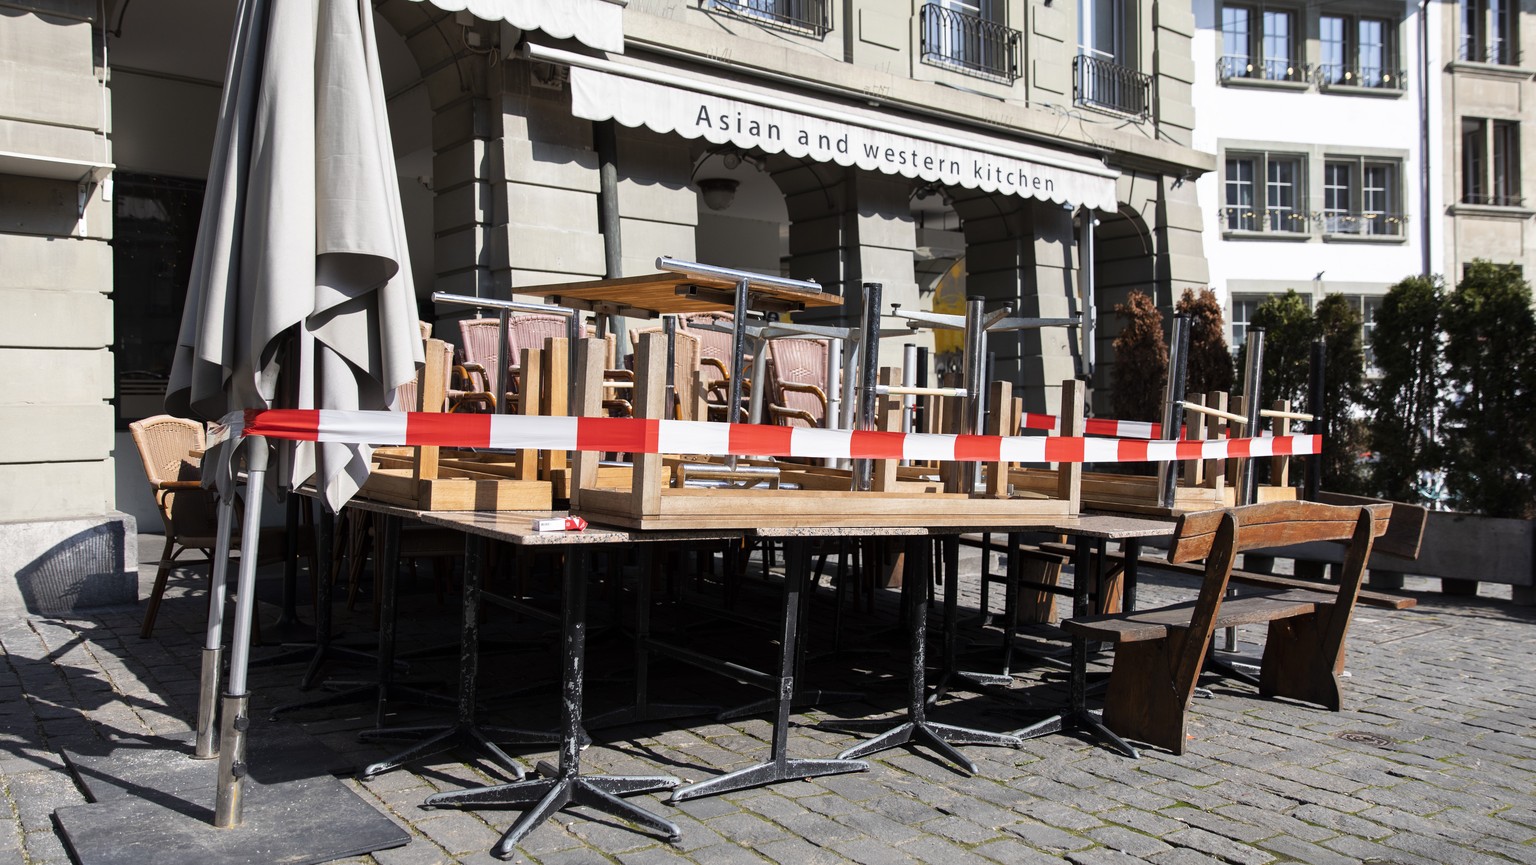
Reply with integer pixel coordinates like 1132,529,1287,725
0,534,1532,864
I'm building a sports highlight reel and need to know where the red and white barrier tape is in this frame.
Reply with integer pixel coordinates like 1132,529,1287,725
217,409,1320,465
1019,413,1161,439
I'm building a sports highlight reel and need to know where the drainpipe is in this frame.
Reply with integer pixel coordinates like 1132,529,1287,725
1418,0,1432,277
1079,207,1097,394
596,120,624,342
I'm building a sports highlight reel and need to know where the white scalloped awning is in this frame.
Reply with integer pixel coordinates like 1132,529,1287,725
545,46,1117,211
409,0,624,54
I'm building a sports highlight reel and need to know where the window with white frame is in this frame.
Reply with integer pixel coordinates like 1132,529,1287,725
1220,4,1304,83
1229,296,1263,352
1319,14,1401,89
1323,157,1404,236
1224,152,1308,234
1462,118,1523,206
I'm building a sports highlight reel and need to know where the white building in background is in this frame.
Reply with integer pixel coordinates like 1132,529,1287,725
1191,0,1434,357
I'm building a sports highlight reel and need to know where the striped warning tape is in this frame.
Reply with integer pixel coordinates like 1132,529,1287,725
219,409,1321,465
1019,414,1161,439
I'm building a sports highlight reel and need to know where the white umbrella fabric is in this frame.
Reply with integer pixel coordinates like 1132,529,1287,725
165,0,422,826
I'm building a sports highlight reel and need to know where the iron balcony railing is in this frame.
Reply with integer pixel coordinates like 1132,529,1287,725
1220,207,1312,234
919,2,1022,83
1218,54,1308,84
1320,210,1408,237
1073,54,1152,118
706,0,831,37
1461,192,1526,207
1459,35,1519,65
1315,64,1407,91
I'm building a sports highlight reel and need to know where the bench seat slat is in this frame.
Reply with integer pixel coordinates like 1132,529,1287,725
1062,593,1320,643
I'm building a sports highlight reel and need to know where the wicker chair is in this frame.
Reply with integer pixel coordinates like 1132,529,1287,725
130,415,217,638
628,327,704,419
680,312,743,420
765,337,831,428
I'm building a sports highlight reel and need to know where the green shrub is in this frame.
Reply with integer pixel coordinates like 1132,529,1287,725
1314,294,1368,495
1110,290,1167,422
1238,290,1317,409
1441,261,1536,518
1366,275,1444,505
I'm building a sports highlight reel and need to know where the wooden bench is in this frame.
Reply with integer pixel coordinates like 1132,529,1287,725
1059,501,1389,755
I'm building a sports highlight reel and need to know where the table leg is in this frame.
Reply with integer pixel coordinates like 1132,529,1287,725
672,538,867,801
426,547,682,856
360,533,549,780
828,538,1020,775
1010,536,1139,758
930,536,1011,700
272,513,446,719
589,545,716,729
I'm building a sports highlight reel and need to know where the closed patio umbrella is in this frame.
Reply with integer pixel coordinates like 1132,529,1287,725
165,0,422,827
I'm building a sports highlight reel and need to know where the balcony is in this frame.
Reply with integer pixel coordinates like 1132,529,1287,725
1461,192,1526,207
919,2,1022,83
1320,210,1408,238
705,0,830,37
1073,54,1151,118
1316,64,1407,92
1218,54,1308,85
1221,208,1312,236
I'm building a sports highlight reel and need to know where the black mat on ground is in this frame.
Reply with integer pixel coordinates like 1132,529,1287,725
54,738,408,865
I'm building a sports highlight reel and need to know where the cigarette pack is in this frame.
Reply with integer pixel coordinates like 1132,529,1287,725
533,516,589,532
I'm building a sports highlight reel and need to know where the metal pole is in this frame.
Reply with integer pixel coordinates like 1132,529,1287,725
1305,338,1325,500
1157,314,1190,509
825,337,843,468
961,296,987,494
853,282,882,491
726,277,751,471
214,435,268,828
596,119,625,342
1240,328,1267,505
496,308,511,415
902,343,918,436
194,470,239,760
663,315,677,419
1080,208,1097,382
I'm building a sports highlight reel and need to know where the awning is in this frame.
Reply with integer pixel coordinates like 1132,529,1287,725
408,0,625,54
536,45,1118,212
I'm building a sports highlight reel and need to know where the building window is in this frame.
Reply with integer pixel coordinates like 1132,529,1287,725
1462,118,1523,206
705,0,832,37
1319,15,1403,89
1229,296,1263,351
920,1,1022,82
1224,152,1308,234
1322,157,1405,236
1361,296,1382,370
1074,0,1150,116
1461,0,1519,65
1220,5,1305,83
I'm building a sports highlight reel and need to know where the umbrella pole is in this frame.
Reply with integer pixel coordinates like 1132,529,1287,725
215,435,269,828
194,448,241,759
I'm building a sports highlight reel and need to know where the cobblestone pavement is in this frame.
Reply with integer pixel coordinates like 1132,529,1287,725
1,533,1533,865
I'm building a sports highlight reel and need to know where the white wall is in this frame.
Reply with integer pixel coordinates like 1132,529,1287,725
1191,0,1426,306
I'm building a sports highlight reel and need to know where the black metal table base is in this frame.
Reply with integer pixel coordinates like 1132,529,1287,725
1007,537,1144,759
428,760,680,857
360,722,544,780
822,537,1021,776
671,538,867,801
425,548,682,855
1011,708,1139,758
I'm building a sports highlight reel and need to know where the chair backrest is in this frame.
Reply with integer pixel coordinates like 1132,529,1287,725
396,339,454,412
629,327,703,419
508,314,571,361
766,337,830,427
681,312,737,384
458,318,505,395
129,415,206,488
